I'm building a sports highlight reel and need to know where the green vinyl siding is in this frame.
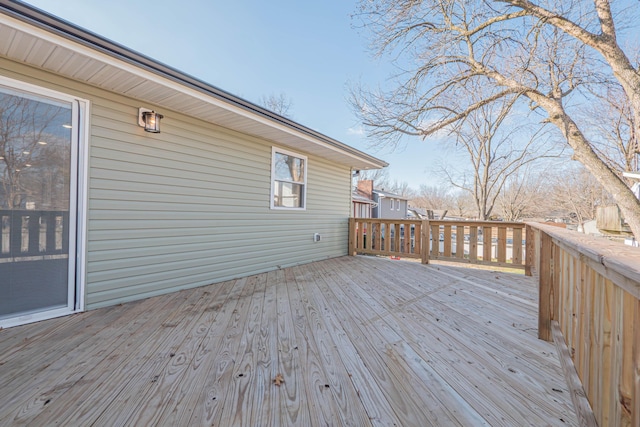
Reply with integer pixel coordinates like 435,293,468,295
0,59,352,310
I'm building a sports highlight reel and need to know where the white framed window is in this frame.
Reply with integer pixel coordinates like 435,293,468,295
271,147,307,210
397,200,401,211
390,198,394,210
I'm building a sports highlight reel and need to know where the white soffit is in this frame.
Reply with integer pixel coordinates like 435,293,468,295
0,7,387,170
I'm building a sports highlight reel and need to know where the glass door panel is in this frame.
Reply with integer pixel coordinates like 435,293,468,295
0,85,75,320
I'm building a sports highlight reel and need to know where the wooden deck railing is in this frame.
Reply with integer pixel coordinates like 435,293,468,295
348,218,425,261
0,210,69,258
348,218,527,269
527,222,640,427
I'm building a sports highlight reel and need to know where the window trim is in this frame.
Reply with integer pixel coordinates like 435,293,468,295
390,198,394,210
270,146,307,210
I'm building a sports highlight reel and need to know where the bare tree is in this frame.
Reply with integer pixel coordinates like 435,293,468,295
439,92,556,219
259,93,294,118
548,166,615,229
0,94,68,209
356,168,391,189
585,84,639,177
387,179,416,198
497,166,549,221
453,191,476,218
352,0,640,238
412,184,455,210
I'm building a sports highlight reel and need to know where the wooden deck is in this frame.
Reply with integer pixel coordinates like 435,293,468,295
0,256,577,426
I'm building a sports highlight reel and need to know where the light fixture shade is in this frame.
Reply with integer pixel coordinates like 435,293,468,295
138,107,163,133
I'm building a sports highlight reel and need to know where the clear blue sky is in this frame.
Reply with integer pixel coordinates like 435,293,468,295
24,0,446,189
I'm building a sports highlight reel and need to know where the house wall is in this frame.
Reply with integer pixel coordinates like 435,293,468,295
353,201,372,218
0,59,352,310
373,195,407,219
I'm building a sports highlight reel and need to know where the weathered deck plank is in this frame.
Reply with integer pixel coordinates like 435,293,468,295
0,256,579,426
154,277,240,426
313,260,470,426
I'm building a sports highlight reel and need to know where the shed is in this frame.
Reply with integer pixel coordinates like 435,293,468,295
0,1,386,328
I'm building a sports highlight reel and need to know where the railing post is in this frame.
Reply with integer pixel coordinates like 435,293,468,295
421,220,429,264
632,298,640,427
538,231,555,341
525,224,533,276
348,218,356,256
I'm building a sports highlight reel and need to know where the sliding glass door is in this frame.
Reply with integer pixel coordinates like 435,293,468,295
0,81,80,324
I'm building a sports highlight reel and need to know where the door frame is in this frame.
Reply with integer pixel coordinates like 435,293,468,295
0,75,89,328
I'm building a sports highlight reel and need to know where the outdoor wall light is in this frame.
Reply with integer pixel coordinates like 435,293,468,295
138,107,163,133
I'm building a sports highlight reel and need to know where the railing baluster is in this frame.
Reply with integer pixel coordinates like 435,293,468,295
456,225,465,259
443,225,452,257
0,214,7,255
28,212,40,255
384,222,390,252
513,227,523,266
497,226,507,263
421,220,429,264
483,226,492,262
403,222,410,254
394,221,398,254
469,226,478,262
10,213,22,256
430,224,439,258
348,218,356,255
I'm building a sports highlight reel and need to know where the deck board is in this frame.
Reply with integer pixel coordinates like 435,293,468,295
0,256,578,426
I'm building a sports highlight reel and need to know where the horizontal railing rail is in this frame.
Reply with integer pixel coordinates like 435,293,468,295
527,222,640,427
348,218,527,269
0,210,69,259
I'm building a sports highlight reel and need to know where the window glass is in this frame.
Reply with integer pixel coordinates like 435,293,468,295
273,181,304,208
271,148,306,209
274,152,305,182
0,81,77,322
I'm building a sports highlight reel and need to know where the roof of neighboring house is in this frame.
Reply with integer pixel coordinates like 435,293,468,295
373,189,409,200
352,191,376,204
407,206,427,216
0,1,388,170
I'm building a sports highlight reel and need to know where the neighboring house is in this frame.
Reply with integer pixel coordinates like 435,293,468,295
0,3,386,328
580,219,601,236
352,179,376,218
407,206,427,219
352,192,376,218
372,188,409,219
595,171,639,242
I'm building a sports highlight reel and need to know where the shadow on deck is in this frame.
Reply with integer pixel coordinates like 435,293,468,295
0,256,577,426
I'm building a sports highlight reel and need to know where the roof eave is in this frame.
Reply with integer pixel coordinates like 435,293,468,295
0,0,388,170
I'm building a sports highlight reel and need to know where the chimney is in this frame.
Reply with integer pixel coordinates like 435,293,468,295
357,180,373,199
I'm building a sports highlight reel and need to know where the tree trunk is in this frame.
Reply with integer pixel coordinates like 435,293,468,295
539,95,640,238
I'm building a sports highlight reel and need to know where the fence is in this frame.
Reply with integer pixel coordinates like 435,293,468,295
527,222,640,427
348,218,526,269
